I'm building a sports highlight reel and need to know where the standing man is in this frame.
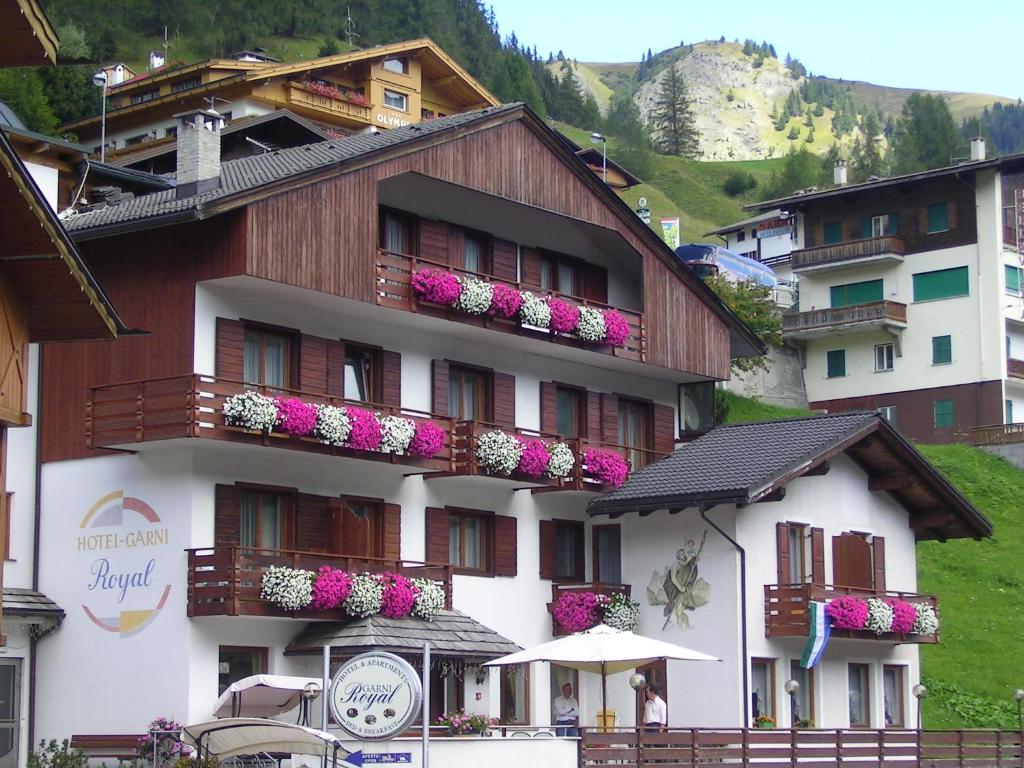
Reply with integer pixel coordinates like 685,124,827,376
553,682,580,736
643,685,668,732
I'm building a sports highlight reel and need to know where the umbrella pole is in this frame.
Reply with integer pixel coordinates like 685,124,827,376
601,661,607,732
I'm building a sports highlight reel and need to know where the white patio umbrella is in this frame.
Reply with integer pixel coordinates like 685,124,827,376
213,674,322,719
183,718,347,765
485,624,718,724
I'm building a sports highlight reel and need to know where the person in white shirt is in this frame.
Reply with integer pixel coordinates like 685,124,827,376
643,685,667,732
553,683,580,736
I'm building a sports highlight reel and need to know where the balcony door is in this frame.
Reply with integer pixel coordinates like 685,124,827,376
243,328,292,390
592,524,621,584
448,365,491,421
0,660,19,768
330,500,383,559
832,532,884,591
240,491,291,552
618,398,652,470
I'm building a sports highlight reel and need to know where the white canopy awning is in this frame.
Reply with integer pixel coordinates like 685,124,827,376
213,674,322,718
183,718,347,761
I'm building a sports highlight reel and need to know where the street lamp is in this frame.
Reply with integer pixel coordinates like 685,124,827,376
92,70,108,162
1014,689,1024,729
784,679,800,727
590,132,607,183
912,684,928,730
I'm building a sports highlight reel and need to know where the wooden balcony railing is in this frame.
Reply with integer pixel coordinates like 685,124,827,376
972,422,1024,446
579,728,1024,768
375,250,645,362
1008,357,1024,379
86,374,455,472
548,582,632,636
792,236,905,270
287,81,371,122
187,546,453,618
782,300,907,335
764,584,939,643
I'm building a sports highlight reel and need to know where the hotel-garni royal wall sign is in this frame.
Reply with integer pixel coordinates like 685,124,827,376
330,652,423,740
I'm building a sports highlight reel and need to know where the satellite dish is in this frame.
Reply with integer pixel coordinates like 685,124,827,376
638,196,648,207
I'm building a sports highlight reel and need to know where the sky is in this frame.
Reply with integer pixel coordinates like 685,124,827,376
487,0,1022,101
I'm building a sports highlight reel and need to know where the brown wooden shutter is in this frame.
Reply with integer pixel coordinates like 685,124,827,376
831,535,844,586
493,514,517,577
540,382,558,434
383,503,402,561
600,393,619,443
296,492,330,551
327,340,345,397
539,520,556,579
418,219,450,264
327,500,344,555
833,533,872,589
380,350,402,407
947,200,957,229
652,403,676,455
582,263,609,303
215,484,241,547
448,227,464,268
299,335,329,394
425,507,450,564
492,372,516,428
776,523,791,585
215,318,245,381
586,392,603,440
492,239,518,282
918,207,928,236
872,536,886,592
520,247,542,287
431,360,450,415
810,527,825,585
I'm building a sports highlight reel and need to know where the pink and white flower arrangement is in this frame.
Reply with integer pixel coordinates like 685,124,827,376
343,572,384,617
553,591,609,634
314,403,352,445
411,578,445,620
913,602,940,635
379,572,418,618
489,283,523,318
310,566,352,610
584,448,630,487
865,597,894,634
516,438,551,478
888,598,917,634
408,421,446,457
223,390,278,432
347,406,384,452
603,309,630,346
261,566,315,611
547,296,581,333
575,306,607,342
476,430,523,476
546,441,576,479
519,291,551,328
412,269,462,305
379,415,416,454
454,276,493,315
275,397,318,436
826,595,869,630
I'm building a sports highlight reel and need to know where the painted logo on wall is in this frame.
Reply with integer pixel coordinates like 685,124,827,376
78,490,173,637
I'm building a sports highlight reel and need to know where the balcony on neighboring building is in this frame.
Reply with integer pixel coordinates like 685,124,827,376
791,236,906,273
548,582,633,636
285,81,372,125
187,547,452,618
782,301,907,340
972,422,1024,446
764,584,939,644
1008,357,1024,379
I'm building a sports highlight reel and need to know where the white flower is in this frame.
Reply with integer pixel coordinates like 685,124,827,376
865,597,894,635
575,306,607,342
546,442,576,479
603,593,639,632
411,578,445,620
455,276,493,315
314,404,351,445
476,430,523,476
380,415,416,454
260,566,314,611
223,390,279,432
519,291,551,329
912,603,940,635
343,573,383,617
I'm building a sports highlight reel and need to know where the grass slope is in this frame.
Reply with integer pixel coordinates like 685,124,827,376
114,34,333,71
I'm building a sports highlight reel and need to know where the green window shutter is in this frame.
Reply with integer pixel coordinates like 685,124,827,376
913,266,969,302
830,279,884,308
823,221,842,245
826,349,846,378
1006,265,1021,294
927,203,949,233
934,399,954,428
861,216,872,239
932,335,952,364
887,212,899,235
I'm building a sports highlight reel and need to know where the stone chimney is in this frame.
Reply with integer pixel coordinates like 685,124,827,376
969,137,986,161
833,159,848,187
175,110,224,199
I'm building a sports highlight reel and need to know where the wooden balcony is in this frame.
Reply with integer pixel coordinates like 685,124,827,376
764,584,939,643
1008,357,1024,379
792,236,905,273
86,374,455,473
187,547,452,619
782,300,907,339
375,250,646,362
972,422,1024,446
548,582,633,636
286,82,371,124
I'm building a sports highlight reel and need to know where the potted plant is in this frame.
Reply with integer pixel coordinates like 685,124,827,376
436,710,497,736
754,715,776,729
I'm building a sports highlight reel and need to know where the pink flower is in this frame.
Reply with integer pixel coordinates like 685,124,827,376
408,421,446,457
553,592,604,633
888,598,917,633
346,407,382,451
602,310,630,347
547,297,580,333
379,572,417,618
516,438,550,478
584,449,629,488
311,566,352,610
274,397,317,436
489,283,523,318
411,269,462,306
827,595,869,630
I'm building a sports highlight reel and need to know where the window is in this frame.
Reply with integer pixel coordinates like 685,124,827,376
883,666,905,727
823,221,842,245
243,327,292,389
592,525,621,584
337,500,383,559
1007,399,1014,424
848,664,870,727
927,202,949,233
219,647,268,695
171,77,200,93
555,386,585,438
130,89,159,105
618,399,652,470
737,230,746,243
164,126,177,139
125,132,153,147
448,510,490,571
751,659,776,725
913,266,969,302
240,490,289,550
421,108,436,120
931,335,952,365
462,232,490,274
826,349,846,378
553,520,584,581
830,279,883,308
344,345,379,402
679,381,717,436
381,210,414,255
934,399,955,428
539,253,580,296
1006,265,1022,296
786,524,806,584
874,343,894,372
382,57,409,75
788,661,814,726
878,405,897,425
448,365,491,421
383,89,408,111
500,665,530,724
867,213,897,238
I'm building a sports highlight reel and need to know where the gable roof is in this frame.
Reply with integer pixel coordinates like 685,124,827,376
587,411,992,541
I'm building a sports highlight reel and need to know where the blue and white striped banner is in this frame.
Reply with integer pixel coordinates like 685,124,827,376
800,601,830,669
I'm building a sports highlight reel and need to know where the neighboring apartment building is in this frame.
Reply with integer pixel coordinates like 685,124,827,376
751,142,1024,443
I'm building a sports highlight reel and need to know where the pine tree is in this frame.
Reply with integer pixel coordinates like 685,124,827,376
891,93,965,172
651,65,698,157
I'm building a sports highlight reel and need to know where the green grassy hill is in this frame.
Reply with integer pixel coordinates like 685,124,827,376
820,78,1013,125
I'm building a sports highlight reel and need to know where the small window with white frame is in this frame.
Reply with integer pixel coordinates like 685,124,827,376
878,405,897,425
871,215,890,238
383,89,408,112
874,343,894,372
382,57,409,75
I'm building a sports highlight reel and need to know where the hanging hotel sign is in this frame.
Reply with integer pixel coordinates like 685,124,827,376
330,652,422,740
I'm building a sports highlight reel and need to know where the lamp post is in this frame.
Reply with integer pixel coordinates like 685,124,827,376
590,132,607,183
92,70,108,162
1014,689,1024,729
784,679,800,727
912,684,928,730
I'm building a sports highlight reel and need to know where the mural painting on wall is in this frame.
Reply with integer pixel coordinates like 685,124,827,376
647,529,709,630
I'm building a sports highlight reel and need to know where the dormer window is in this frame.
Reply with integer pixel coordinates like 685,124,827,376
383,57,409,75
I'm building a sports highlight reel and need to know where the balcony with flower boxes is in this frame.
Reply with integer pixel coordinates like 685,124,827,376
791,236,906,274
548,582,634,637
186,546,453,619
285,81,372,125
764,584,939,644
782,301,908,340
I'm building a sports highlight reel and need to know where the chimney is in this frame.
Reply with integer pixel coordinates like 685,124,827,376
175,110,224,199
970,137,986,161
833,159,848,187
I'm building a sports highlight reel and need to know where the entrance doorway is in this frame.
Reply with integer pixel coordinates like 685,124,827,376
635,659,667,726
0,659,20,768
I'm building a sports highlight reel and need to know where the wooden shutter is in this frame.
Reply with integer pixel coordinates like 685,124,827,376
947,200,957,229
652,403,676,455
424,507,450,564
383,503,402,561
447,227,464,267
539,520,556,579
380,350,402,407
326,340,345,397
520,247,542,287
582,263,609,303
492,372,516,428
540,382,558,434
861,216,872,239
586,392,603,441
215,484,241,547
810,527,825,585
600,393,619,443
299,335,329,394
431,360,449,415
492,239,518,282
872,536,886,592
493,514,517,577
215,318,245,380
418,219,450,264
833,533,872,589
888,212,899,235
296,492,330,551
776,523,791,585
